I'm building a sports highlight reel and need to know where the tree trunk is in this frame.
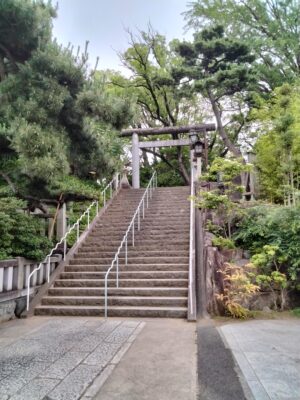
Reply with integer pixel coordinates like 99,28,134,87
177,146,190,185
142,149,150,167
207,89,243,160
0,56,5,81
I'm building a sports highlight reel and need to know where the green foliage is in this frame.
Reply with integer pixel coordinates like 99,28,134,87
0,197,52,260
252,83,300,204
116,27,204,184
216,263,259,319
197,158,246,238
0,2,133,208
212,236,235,250
234,205,300,282
173,25,256,158
0,0,56,80
48,176,101,199
204,157,251,184
186,0,300,88
291,308,300,317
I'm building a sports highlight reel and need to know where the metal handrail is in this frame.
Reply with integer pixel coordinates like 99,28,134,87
189,167,195,318
26,173,120,311
104,171,157,318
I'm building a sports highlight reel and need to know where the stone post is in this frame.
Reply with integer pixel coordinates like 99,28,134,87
132,132,140,189
15,257,25,290
56,203,67,240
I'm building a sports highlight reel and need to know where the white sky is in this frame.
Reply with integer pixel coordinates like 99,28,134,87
52,0,193,74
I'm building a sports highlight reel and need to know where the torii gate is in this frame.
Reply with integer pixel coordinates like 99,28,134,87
120,124,216,188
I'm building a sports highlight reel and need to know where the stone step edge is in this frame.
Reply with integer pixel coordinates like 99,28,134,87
35,305,187,310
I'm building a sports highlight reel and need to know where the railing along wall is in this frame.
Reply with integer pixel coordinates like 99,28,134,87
104,171,157,318
26,173,120,311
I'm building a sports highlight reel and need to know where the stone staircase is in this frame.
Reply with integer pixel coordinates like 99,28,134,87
35,186,190,318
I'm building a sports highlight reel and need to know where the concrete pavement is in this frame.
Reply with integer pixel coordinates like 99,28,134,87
94,318,197,400
1,316,298,400
0,317,197,400
219,319,300,400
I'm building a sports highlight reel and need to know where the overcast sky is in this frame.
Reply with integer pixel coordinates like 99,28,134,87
52,0,193,73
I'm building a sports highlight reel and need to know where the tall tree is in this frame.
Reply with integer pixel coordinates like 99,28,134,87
0,0,134,212
116,27,208,184
186,0,300,89
173,25,256,159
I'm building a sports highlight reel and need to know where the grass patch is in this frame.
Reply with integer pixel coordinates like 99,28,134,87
291,308,300,317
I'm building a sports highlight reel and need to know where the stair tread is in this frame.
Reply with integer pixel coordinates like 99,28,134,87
49,287,187,290
43,296,187,300
56,278,189,281
36,305,187,310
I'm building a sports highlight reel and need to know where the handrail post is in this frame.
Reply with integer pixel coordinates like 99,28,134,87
142,198,145,218
125,238,128,265
96,201,99,215
147,190,149,208
47,256,50,282
77,222,79,242
63,238,67,260
105,275,108,319
87,209,90,228
132,221,135,247
116,256,119,288
138,209,140,230
104,190,106,206
110,184,112,199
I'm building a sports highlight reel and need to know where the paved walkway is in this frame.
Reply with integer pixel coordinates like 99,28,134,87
219,319,300,400
0,317,197,400
94,318,197,400
0,317,144,400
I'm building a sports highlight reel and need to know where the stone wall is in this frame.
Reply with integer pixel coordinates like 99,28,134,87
0,299,17,323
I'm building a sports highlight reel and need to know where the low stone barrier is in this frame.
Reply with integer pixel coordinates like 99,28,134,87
0,255,61,322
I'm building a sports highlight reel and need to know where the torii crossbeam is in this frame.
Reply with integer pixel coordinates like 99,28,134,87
120,124,216,188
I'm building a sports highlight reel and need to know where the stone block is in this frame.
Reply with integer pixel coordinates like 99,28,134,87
46,364,103,400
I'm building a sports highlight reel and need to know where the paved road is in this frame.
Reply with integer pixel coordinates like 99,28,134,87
219,319,300,400
0,317,144,400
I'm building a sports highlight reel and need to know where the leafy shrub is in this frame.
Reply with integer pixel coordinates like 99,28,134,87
212,236,236,250
234,205,300,282
0,197,53,260
216,263,259,318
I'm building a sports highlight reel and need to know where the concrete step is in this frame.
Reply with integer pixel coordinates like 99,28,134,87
34,305,187,318
94,223,189,230
59,271,189,280
41,296,188,307
54,278,188,288
80,243,189,252
48,287,188,297
89,228,190,237
65,264,188,272
69,256,189,265
85,236,189,246
74,250,188,258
